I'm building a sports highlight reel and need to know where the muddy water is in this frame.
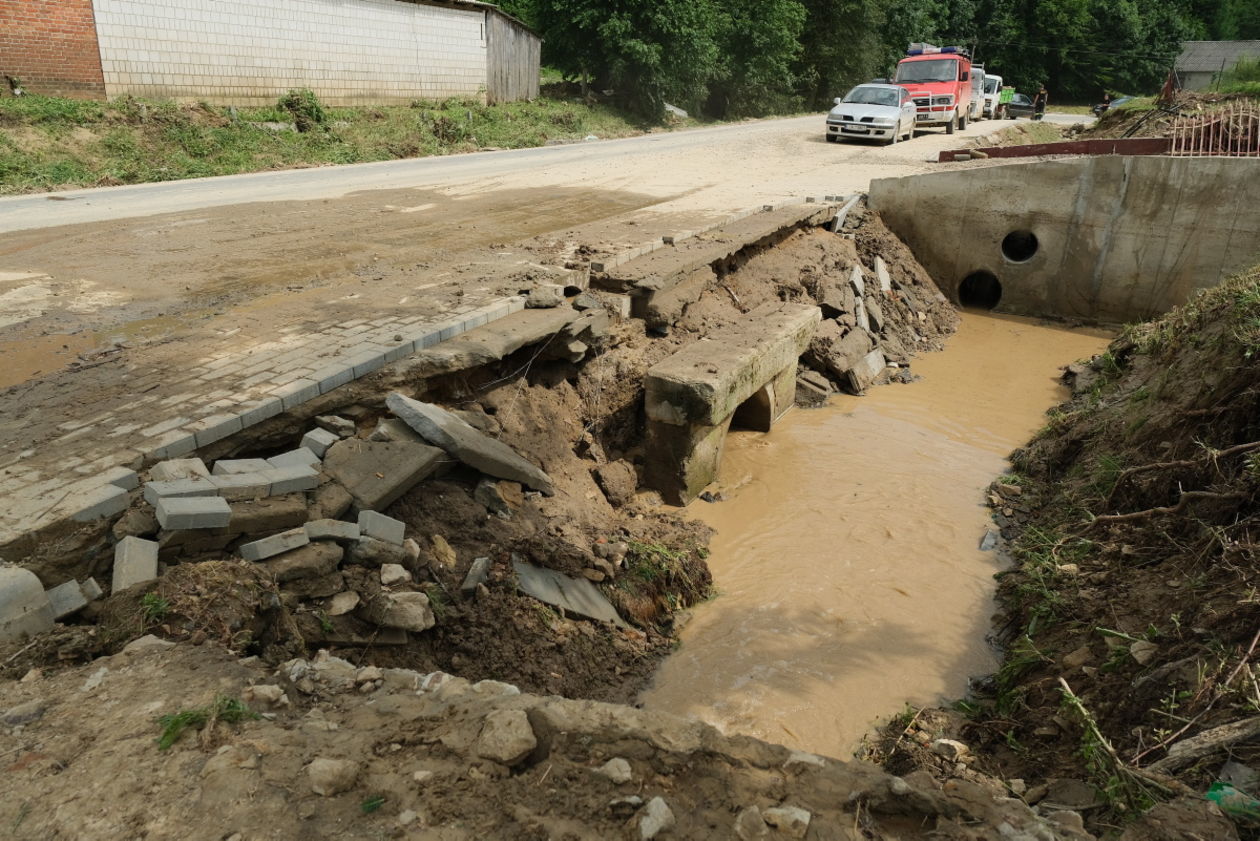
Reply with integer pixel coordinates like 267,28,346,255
640,312,1112,757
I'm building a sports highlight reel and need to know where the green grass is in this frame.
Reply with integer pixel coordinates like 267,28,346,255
156,695,258,750
0,89,683,194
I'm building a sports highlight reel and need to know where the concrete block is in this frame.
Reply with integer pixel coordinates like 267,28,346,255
154,496,232,530
304,519,360,542
238,397,283,428
209,472,272,501
258,541,343,583
0,567,54,642
846,348,888,394
849,265,865,296
101,466,141,491
276,378,321,411
148,431,197,460
267,448,320,470
113,536,159,591
322,438,443,511
264,465,320,495
315,365,354,394
315,415,356,438
69,484,130,522
240,527,310,561
358,510,405,546
301,428,339,458
212,458,272,475
190,413,244,448
228,495,309,535
873,256,892,292
143,477,217,505
150,458,210,482
46,580,88,619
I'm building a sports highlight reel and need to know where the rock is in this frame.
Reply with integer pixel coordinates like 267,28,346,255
397,810,418,826
593,460,638,508
734,806,769,839
582,569,606,582
258,541,343,582
361,592,435,632
475,709,537,765
326,591,360,616
243,684,289,708
846,348,888,394
596,757,632,784
636,797,676,840
122,634,174,654
460,557,491,595
1130,639,1158,665
594,541,628,565
431,535,457,568
1062,645,1093,669
1046,811,1086,833
931,739,970,761
348,536,413,568
474,478,513,518
307,757,359,796
304,519,360,543
307,482,353,521
284,572,344,599
762,805,810,838
112,507,159,540
228,495,309,535
865,295,885,332
0,566,55,643
573,292,602,311
314,415,356,438
1043,778,1102,810
2,699,48,726
806,320,872,381
386,393,554,495
526,284,565,308
150,458,211,482
402,538,424,566
380,564,411,586
323,438,443,512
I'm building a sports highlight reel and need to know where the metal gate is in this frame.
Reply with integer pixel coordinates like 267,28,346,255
1169,102,1260,157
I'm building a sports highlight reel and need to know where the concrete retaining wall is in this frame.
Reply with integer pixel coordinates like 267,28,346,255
869,157,1260,323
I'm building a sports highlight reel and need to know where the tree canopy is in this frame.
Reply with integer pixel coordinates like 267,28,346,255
504,0,1255,116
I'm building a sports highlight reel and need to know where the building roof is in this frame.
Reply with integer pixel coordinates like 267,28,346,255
1176,41,1260,73
396,0,539,37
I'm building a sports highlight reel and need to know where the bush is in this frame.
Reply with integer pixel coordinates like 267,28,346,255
277,89,326,132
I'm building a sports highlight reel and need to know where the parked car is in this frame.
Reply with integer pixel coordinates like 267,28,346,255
825,83,916,145
1006,93,1035,119
1091,96,1133,117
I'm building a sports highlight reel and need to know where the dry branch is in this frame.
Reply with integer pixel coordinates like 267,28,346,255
1089,491,1247,529
1146,715,1260,774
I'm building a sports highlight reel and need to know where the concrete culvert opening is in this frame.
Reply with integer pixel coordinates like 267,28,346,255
959,271,1002,309
1001,230,1039,263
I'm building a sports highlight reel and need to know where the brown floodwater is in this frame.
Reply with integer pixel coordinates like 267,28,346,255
639,311,1113,758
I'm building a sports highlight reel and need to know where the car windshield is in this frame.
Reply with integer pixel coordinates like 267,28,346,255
1012,94,1031,105
984,78,998,94
842,87,899,107
895,59,958,83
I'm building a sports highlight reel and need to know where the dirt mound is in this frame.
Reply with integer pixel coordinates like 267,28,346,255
0,640,1098,840
1084,90,1259,139
866,266,1260,839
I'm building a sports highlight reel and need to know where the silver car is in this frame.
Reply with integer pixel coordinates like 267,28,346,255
825,83,916,145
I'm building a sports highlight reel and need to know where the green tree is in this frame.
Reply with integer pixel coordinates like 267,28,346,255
796,0,888,107
707,0,808,117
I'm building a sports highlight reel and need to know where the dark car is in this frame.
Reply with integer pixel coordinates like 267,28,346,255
1006,93,1035,119
1091,96,1133,117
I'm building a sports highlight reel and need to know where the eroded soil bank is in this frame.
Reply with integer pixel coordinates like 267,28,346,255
643,312,1112,757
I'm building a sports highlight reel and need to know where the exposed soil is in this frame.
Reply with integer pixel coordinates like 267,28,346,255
1081,90,1259,140
863,266,1260,840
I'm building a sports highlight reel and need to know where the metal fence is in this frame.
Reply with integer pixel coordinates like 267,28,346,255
1169,102,1260,157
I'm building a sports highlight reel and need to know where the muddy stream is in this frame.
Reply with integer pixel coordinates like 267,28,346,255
640,311,1112,758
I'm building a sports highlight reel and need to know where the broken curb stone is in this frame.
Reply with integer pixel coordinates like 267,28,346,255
0,566,55,642
267,448,320,470
150,458,210,482
304,519,360,542
300,428,339,458
386,393,554,495
240,527,310,562
315,415,356,438
154,496,231,530
358,511,405,545
45,580,89,619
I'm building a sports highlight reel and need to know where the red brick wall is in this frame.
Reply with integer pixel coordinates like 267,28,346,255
0,0,106,98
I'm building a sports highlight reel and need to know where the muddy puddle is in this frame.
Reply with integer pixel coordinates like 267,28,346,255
640,311,1113,758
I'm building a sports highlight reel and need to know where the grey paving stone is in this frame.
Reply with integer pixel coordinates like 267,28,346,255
46,580,88,619
143,477,217,506
212,458,272,475
150,458,210,482
209,472,272,501
239,527,310,561
113,536,159,591
264,465,320,495
277,378,321,411
154,496,232,530
101,466,140,490
190,413,244,447
267,448,320,470
301,428,339,458
69,484,130,522
238,397,283,428
304,519,360,542
357,510,405,546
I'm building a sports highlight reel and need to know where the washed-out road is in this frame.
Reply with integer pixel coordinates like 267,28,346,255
0,111,1078,544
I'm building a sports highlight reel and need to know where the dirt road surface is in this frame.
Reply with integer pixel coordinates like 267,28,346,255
0,113,1008,545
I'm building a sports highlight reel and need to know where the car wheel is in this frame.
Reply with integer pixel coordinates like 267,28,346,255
887,129,897,146
959,112,968,131
825,134,837,143
946,114,956,135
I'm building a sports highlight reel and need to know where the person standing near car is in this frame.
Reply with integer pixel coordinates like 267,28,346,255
1032,84,1049,120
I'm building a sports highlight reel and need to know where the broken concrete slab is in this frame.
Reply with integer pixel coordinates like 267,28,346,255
636,266,713,331
262,465,320,496
645,302,821,428
403,307,579,377
0,567,55,642
267,448,320,470
849,265,865,296
142,477,217,505
847,348,889,394
513,560,627,628
240,527,310,561
386,393,554,495
208,472,271,501
113,536,159,591
461,556,491,595
228,495,309,535
347,536,412,568
304,519,360,542
314,415,356,438
874,256,892,292
150,458,210,482
855,298,870,332
596,204,835,294
154,496,232,530
865,295,885,333
322,438,443,512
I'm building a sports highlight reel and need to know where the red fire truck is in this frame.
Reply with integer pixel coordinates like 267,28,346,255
893,43,974,135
